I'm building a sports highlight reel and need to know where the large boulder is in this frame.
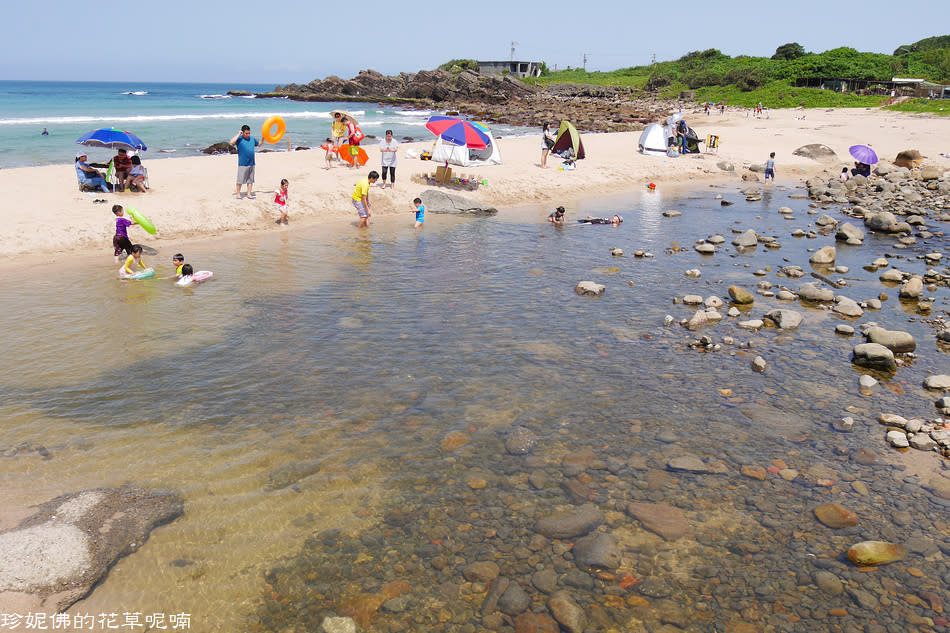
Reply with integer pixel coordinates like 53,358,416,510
809,246,836,265
793,144,838,162
0,487,183,613
836,222,865,243
732,229,758,249
866,328,916,353
420,190,497,215
764,309,803,330
894,149,923,169
851,343,896,371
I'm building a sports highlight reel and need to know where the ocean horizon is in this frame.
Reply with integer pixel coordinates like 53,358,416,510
0,80,534,170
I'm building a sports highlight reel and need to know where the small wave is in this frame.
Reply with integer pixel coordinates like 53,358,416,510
122,91,148,96
0,111,346,126
200,94,232,99
158,149,177,153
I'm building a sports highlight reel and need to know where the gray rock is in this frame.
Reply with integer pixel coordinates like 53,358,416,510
694,242,716,254
627,502,690,540
814,570,844,595
686,309,709,331
793,144,838,161
667,455,711,473
534,504,604,539
662,209,682,218
498,581,531,616
419,190,497,215
752,356,767,372
866,328,916,353
815,213,837,225
574,281,605,297
859,375,878,390
504,426,538,455
923,375,950,392
717,161,735,172
887,430,909,448
852,343,896,371
321,616,357,633
879,269,904,282
764,309,803,329
732,229,758,248
572,532,621,570
809,246,837,264
548,591,587,633
728,286,754,305
531,569,558,594
835,324,855,335
910,434,937,451
833,296,864,317
776,290,796,301
836,222,865,242
798,282,834,302
848,587,880,611
899,276,923,299
682,294,704,305
832,417,855,432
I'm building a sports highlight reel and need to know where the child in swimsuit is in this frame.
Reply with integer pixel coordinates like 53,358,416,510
578,214,623,225
119,244,148,278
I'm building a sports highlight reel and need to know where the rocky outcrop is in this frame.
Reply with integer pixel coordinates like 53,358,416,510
0,487,184,613
243,70,674,133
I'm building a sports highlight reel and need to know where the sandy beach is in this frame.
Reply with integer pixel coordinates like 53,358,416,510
2,106,949,268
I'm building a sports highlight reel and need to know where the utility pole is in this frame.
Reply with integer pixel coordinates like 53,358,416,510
583,53,587,71
651,53,656,65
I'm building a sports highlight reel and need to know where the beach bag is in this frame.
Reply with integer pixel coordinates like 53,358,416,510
349,127,365,144
544,136,555,150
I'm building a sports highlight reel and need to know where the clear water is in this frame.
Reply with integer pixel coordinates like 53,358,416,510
1,185,948,632
0,81,533,169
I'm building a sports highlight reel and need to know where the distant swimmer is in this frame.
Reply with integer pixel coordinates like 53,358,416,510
41,128,49,135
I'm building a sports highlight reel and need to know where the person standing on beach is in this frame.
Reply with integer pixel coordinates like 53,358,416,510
112,204,137,263
764,152,776,183
541,123,554,168
353,171,379,228
229,125,260,199
331,113,346,159
379,130,398,190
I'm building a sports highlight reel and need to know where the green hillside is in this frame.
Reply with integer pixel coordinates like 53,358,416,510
524,39,950,112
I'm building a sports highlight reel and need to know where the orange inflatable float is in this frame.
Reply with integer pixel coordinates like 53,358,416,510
338,143,368,166
261,116,286,144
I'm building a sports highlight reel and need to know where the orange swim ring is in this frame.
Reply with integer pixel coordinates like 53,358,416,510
261,116,286,144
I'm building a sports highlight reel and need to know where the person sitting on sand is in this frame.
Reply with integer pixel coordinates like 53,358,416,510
113,149,133,190
547,206,566,224
127,155,147,192
75,151,110,193
578,215,622,225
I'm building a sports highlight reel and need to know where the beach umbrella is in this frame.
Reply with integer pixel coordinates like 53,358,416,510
551,120,585,160
76,128,147,151
425,115,490,149
330,109,359,127
849,144,878,165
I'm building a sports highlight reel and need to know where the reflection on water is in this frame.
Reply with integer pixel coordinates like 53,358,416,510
0,187,948,632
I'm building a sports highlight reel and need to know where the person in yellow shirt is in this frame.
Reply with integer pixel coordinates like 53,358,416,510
331,113,346,160
119,244,148,278
352,170,379,228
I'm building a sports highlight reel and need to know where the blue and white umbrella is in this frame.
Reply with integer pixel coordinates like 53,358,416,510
76,128,147,152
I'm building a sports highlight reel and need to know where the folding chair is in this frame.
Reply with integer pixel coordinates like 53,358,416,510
705,135,720,154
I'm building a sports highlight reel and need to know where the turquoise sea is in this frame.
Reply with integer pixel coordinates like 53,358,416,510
0,81,532,169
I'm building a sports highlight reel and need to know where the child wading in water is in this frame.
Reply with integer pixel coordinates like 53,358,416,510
112,205,138,263
274,179,289,225
765,152,776,183
412,197,425,228
119,244,148,278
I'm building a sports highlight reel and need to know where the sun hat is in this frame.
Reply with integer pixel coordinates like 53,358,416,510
76,149,87,158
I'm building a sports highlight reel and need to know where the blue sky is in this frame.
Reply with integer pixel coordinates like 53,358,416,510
3,0,947,85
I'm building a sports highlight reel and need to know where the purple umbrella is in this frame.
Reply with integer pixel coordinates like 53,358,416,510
849,144,878,165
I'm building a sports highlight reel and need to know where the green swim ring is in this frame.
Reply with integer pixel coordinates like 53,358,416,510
127,206,156,235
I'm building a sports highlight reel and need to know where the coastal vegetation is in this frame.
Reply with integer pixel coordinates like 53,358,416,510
522,36,950,113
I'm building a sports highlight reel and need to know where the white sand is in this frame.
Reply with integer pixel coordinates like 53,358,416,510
1,106,948,268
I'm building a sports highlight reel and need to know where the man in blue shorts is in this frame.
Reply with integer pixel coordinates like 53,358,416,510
229,124,260,199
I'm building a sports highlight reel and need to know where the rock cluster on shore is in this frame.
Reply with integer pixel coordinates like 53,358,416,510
240,69,674,133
